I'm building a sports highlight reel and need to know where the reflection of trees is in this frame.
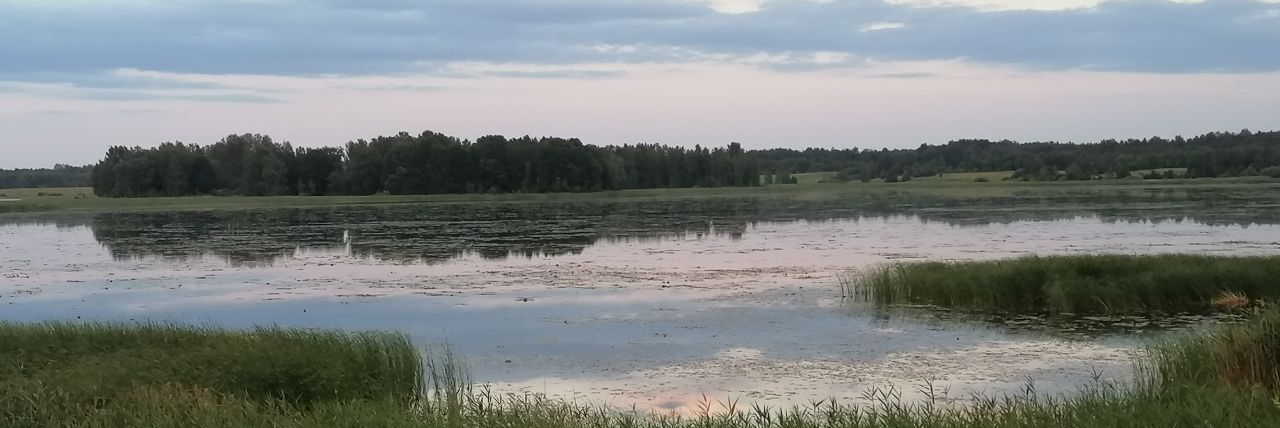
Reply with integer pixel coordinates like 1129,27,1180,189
88,210,346,266
2,187,1277,266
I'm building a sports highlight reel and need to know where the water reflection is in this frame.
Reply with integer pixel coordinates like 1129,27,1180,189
854,303,1246,340
4,187,1280,266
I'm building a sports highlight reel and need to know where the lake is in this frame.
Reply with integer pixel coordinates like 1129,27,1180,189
3,186,1279,413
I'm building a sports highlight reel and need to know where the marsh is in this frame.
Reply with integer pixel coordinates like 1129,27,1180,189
4,186,1279,413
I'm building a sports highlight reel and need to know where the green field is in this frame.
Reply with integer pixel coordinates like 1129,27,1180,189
0,186,94,200
1132,168,1190,176
772,171,1016,185
789,171,841,184
4,175,1280,215
912,171,1015,182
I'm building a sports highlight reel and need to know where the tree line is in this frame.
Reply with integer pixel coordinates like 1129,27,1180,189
8,128,1279,194
88,132,760,197
753,129,1280,182
0,165,91,189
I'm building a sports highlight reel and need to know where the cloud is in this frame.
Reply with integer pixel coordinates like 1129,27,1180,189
0,70,227,90
23,108,162,117
696,0,768,14
0,0,1276,78
867,71,936,78
480,69,628,79
70,92,280,103
860,22,906,32
0,70,281,103
885,0,1104,11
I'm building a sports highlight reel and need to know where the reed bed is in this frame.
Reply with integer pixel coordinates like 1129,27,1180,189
0,322,422,427
5,315,1280,427
1145,305,1280,391
845,254,1280,314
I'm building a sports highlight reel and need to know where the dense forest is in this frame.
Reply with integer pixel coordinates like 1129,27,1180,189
7,129,1278,195
0,165,91,189
88,132,759,197
753,129,1280,183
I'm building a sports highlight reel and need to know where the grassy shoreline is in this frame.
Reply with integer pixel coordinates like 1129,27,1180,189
6,310,1280,427
0,322,424,427
846,254,1280,314
2,177,1278,214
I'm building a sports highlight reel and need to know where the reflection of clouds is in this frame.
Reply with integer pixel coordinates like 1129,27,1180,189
715,347,764,361
88,278,723,313
491,339,1133,416
0,237,1230,416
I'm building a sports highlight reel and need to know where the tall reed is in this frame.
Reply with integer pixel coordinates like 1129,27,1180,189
1145,305,1280,390
0,321,422,424
7,315,1280,427
846,254,1280,314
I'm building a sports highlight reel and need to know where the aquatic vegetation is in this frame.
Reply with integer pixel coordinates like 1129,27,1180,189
1212,291,1253,312
3,177,1279,215
0,322,422,427
846,254,1280,314
6,317,1280,427
1147,306,1280,391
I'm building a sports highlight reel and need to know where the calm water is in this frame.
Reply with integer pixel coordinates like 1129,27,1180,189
3,187,1280,412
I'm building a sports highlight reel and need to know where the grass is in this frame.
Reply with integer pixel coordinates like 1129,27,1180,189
0,322,423,427
6,316,1280,427
846,254,1280,314
1141,305,1280,401
790,171,840,184
4,177,1280,215
911,171,1015,183
1132,168,1190,177
0,186,833,214
0,187,94,212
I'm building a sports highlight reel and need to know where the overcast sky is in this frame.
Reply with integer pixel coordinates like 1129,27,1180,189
2,0,1278,168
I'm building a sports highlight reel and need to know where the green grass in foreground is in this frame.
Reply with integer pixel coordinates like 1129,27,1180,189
6,312,1280,427
846,254,1280,314
0,323,422,427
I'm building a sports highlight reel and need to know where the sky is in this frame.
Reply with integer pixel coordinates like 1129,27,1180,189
1,0,1279,168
